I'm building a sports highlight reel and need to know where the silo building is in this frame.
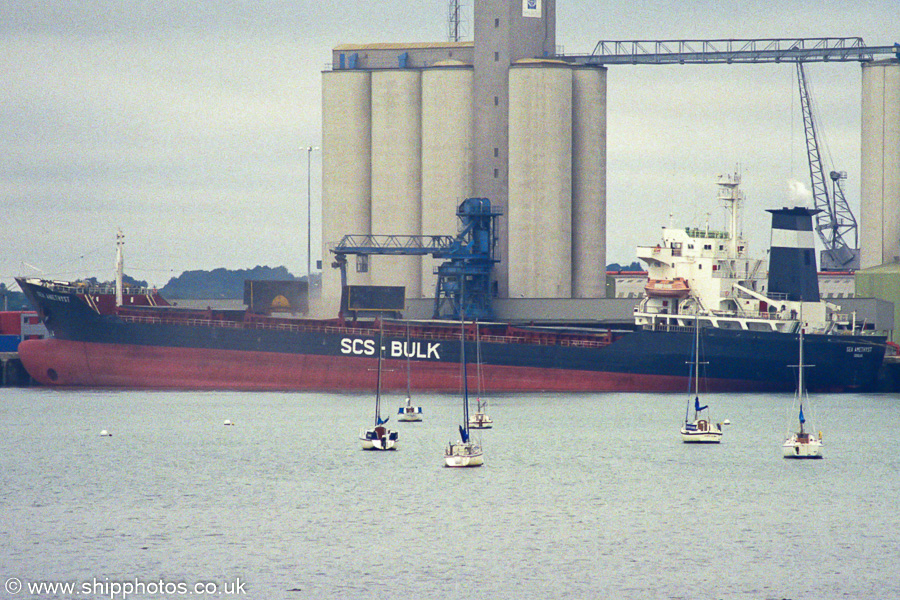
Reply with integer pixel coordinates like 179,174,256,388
316,0,608,317
861,58,900,269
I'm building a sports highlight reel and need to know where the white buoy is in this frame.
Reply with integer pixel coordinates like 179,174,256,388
224,420,234,426
723,419,731,425
100,430,112,437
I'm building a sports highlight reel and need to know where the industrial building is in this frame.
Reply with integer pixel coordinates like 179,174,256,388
317,0,606,318
314,0,899,319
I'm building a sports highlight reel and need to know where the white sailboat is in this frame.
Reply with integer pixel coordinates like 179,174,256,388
467,321,493,430
360,322,399,451
782,327,824,459
680,318,723,443
397,321,423,422
445,320,484,468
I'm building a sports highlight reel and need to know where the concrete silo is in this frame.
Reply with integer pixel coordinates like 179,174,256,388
421,61,475,295
508,60,573,298
319,69,372,318
371,69,423,296
861,59,900,268
571,66,607,298
473,0,557,298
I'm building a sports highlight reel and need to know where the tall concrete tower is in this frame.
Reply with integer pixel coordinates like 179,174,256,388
861,58,900,268
317,0,606,317
473,0,556,296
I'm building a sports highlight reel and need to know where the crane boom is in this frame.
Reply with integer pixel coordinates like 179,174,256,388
796,62,860,271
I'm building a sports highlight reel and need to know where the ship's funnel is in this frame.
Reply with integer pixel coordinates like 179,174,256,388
766,207,821,302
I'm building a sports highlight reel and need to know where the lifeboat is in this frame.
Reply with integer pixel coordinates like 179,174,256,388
644,277,691,298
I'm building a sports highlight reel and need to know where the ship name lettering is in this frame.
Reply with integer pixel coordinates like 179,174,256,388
847,346,872,353
340,338,376,356
389,340,441,360
35,291,70,303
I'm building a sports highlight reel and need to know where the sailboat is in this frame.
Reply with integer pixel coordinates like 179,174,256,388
467,321,493,430
397,321,423,422
782,327,824,459
359,321,399,450
680,318,723,443
445,320,484,468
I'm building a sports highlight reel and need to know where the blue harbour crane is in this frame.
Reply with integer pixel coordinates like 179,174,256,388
330,198,501,321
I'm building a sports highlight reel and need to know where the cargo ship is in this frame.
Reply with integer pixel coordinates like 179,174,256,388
15,177,888,392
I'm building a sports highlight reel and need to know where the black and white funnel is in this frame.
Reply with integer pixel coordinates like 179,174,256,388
766,207,822,302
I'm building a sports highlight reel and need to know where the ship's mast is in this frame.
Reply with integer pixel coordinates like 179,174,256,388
115,230,124,307
716,173,742,257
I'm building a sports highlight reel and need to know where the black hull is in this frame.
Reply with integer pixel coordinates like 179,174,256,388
16,278,887,392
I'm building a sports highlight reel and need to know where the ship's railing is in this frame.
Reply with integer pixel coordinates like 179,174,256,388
117,313,616,348
685,228,728,240
38,279,157,297
637,306,793,322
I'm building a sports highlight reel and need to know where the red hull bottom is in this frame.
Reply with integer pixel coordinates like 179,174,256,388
17,338,778,393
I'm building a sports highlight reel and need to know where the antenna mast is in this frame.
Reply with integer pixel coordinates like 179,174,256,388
448,0,462,42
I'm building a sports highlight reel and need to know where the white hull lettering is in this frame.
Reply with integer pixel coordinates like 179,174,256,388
35,291,70,303
340,338,376,356
386,340,441,360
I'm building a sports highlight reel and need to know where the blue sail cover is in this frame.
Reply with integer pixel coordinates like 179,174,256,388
694,397,708,412
459,425,469,443
377,415,390,425
799,405,805,424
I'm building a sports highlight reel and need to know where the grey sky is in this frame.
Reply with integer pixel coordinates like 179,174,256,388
2,1,896,289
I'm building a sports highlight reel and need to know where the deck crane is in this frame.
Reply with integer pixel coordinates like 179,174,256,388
796,61,860,271
330,197,501,320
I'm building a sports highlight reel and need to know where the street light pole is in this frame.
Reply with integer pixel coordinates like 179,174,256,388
305,146,319,282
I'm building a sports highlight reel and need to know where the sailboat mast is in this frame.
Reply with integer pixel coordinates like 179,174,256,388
693,318,700,399
461,319,470,433
405,321,412,398
798,327,805,435
685,316,699,424
375,321,383,424
475,321,483,408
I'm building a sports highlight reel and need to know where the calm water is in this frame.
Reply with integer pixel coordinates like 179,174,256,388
1,387,899,600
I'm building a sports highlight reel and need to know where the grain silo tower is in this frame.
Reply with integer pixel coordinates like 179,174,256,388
316,0,607,318
370,68,423,295
861,58,900,268
508,60,574,298
321,69,372,291
421,61,476,291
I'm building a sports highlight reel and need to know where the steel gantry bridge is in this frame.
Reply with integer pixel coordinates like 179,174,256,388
563,37,900,65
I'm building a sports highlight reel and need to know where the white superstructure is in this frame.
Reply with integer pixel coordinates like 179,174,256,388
635,174,843,334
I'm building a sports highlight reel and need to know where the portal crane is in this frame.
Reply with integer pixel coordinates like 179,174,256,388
796,61,860,271
330,198,501,320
